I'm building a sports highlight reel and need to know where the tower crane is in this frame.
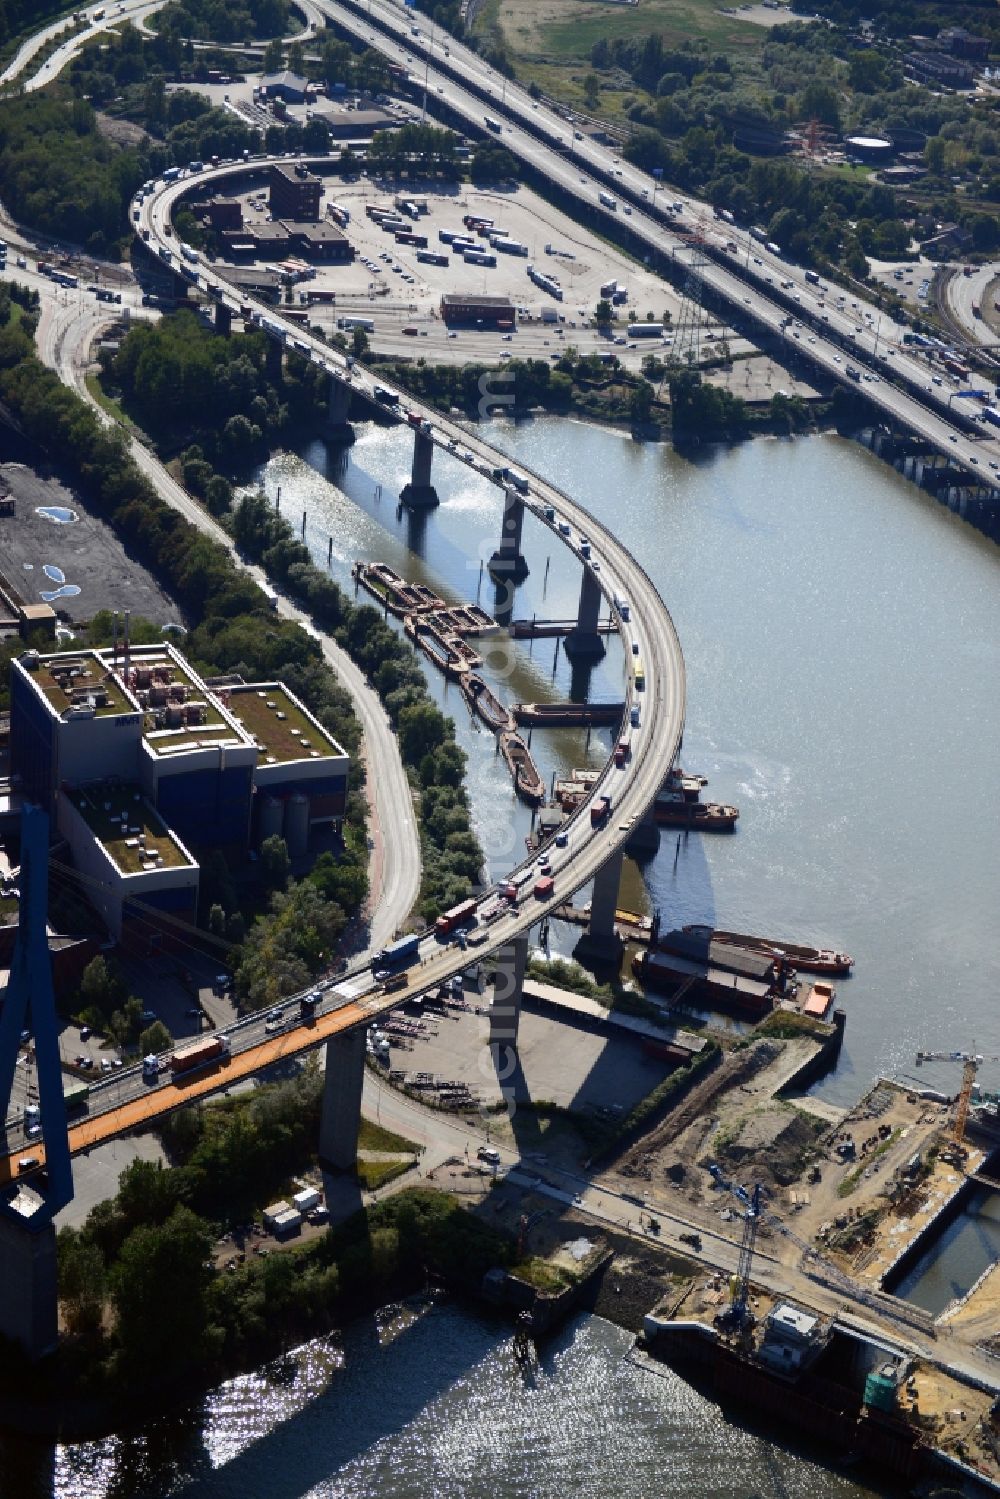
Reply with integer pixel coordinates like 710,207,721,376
914,1047,1000,1151
707,1165,934,1337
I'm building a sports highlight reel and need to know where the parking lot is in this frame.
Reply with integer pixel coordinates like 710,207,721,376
210,176,755,370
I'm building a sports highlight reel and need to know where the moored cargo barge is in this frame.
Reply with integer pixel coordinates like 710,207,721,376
682,923,853,975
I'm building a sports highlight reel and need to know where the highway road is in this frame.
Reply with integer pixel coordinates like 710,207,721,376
944,262,1000,349
316,0,1000,482
0,150,688,1169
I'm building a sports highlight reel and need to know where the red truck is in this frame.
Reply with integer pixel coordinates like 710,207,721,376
614,740,630,768
591,794,612,827
534,875,555,900
435,897,477,937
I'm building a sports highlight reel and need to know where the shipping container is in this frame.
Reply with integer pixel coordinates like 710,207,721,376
373,933,420,969
435,898,477,937
170,1034,230,1075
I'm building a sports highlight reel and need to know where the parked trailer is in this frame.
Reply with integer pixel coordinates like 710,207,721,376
435,898,477,937
630,322,663,338
337,316,375,332
417,250,449,266
170,1034,230,1075
373,934,420,971
464,250,496,266
495,239,528,256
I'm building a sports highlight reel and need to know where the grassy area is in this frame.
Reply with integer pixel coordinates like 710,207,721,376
85,373,136,431
757,1009,834,1041
67,784,193,872
358,1119,419,1155
227,685,343,764
511,1255,576,1293
483,0,766,65
356,1158,415,1191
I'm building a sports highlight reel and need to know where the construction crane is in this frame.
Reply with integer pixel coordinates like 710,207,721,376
915,1047,1000,1151
707,1165,934,1338
708,1163,761,1328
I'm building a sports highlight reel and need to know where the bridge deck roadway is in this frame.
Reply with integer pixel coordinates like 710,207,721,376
1,163,685,1177
319,0,1000,482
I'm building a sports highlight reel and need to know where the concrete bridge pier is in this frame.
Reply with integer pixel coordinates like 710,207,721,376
563,568,606,660
0,1216,58,1360
319,1028,367,1171
625,807,661,859
574,849,624,967
488,488,529,582
324,377,356,445
400,428,439,508
265,336,284,383
488,933,529,1061
213,302,232,336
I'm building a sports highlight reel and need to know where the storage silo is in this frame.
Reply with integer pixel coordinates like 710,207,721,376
257,795,284,846
283,792,310,859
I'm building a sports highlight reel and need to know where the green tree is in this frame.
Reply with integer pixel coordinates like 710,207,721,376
57,1227,107,1337
111,1206,215,1378
595,299,613,326
263,38,284,72
260,833,291,890
139,1020,173,1056
78,955,127,1022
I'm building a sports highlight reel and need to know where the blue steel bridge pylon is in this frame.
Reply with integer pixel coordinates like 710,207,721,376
0,804,73,1219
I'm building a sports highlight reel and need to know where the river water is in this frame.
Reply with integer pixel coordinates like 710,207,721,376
9,422,997,1497
3,1308,889,1499
264,420,1000,1110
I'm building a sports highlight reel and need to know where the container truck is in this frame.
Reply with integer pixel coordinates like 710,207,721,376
590,794,612,827
63,1079,90,1113
598,192,618,211
435,897,477,937
170,1034,230,1075
982,406,1000,428
372,933,420,971
804,269,820,285
484,116,502,133
534,875,555,900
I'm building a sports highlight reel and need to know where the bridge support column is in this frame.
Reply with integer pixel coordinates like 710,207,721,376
488,488,529,583
400,428,438,507
488,933,529,1057
625,807,661,859
325,377,355,444
0,1215,57,1360
319,1028,366,1171
265,337,283,383
573,849,624,967
563,568,606,659
213,302,232,336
